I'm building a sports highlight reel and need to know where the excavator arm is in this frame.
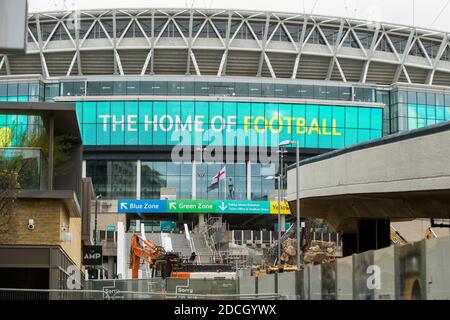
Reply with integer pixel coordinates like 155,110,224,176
129,234,163,279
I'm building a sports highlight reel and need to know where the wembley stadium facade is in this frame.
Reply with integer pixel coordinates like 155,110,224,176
1,7,450,230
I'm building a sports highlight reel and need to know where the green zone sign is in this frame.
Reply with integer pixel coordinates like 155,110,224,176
118,199,291,215
167,200,216,213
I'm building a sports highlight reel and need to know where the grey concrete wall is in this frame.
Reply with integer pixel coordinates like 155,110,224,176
425,237,450,299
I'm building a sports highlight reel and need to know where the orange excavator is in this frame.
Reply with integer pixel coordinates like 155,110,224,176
129,234,182,279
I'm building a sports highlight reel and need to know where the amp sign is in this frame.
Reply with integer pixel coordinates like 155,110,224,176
83,245,103,266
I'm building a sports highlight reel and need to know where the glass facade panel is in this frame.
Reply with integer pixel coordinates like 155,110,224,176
77,100,382,148
86,160,137,199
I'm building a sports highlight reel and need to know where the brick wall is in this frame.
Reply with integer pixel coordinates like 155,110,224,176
0,199,82,268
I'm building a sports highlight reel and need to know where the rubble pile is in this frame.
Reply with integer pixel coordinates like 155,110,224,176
280,238,297,264
303,240,337,265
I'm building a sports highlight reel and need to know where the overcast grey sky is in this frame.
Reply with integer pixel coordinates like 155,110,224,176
28,0,450,32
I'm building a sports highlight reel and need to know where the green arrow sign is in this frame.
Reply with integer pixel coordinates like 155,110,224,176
167,200,216,213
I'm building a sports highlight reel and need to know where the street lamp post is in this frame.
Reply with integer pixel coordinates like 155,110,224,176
277,147,288,232
279,140,301,271
266,175,281,265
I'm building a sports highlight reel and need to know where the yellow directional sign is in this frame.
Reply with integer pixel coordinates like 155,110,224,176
269,201,291,215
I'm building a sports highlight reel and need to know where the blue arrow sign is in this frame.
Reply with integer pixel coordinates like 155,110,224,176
118,200,167,213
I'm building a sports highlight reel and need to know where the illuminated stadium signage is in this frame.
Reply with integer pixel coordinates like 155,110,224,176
74,100,383,148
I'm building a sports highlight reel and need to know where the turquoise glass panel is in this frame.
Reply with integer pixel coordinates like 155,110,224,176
72,100,384,149
345,129,358,145
371,108,383,130
345,107,358,128
358,108,371,129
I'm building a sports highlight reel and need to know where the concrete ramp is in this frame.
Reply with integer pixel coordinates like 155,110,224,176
287,121,450,232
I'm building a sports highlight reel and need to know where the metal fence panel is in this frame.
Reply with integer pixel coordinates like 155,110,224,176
277,272,296,300
336,255,353,300
374,246,395,300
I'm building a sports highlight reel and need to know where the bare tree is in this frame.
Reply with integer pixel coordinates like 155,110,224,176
0,170,19,235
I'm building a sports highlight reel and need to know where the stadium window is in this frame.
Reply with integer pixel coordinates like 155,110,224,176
101,19,114,38
327,86,340,100
78,20,93,39
154,18,168,37
249,83,262,97
87,22,105,40
126,82,139,95
287,84,301,98
138,18,152,37
195,82,210,96
321,26,340,46
355,30,374,49
300,85,314,99
409,41,426,58
420,39,439,58
377,35,393,53
87,82,100,96
153,81,168,95
40,21,57,41
140,81,153,95
285,23,301,42
175,19,190,37
99,82,113,95
28,22,38,42
339,87,352,101
212,19,227,39
192,19,204,37
113,82,126,96
61,82,74,96
179,82,195,96
441,46,450,61
307,27,325,45
341,31,360,48
249,21,265,40
388,34,409,54
168,81,181,95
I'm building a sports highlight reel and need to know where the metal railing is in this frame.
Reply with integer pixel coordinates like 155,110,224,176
0,288,286,300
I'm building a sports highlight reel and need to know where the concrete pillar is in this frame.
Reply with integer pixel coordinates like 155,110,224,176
280,215,286,232
198,213,205,231
116,222,126,279
108,256,115,279
82,160,86,178
48,115,54,190
247,161,252,200
136,160,141,199
192,161,197,200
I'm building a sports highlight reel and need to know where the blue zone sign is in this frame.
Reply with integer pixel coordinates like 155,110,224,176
118,200,166,213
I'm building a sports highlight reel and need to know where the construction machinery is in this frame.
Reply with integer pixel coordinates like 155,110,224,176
129,233,235,279
129,234,182,279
